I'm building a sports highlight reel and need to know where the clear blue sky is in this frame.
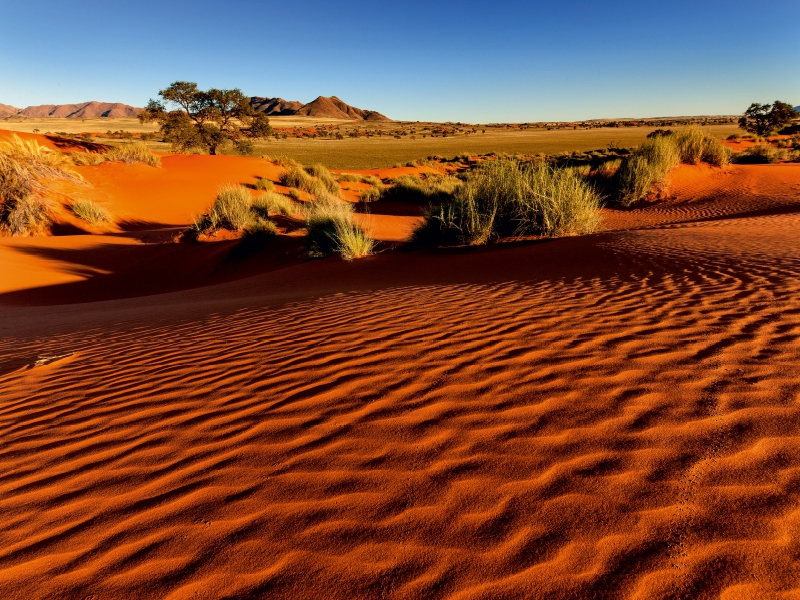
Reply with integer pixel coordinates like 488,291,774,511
1,0,798,122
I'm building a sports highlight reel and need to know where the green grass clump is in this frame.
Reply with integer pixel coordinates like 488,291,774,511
305,164,341,196
252,191,295,217
105,143,161,167
0,135,81,235
732,144,786,164
70,152,106,166
304,196,374,260
71,199,112,224
414,159,602,246
615,136,680,207
195,184,253,232
384,174,460,203
675,125,731,167
254,177,274,191
361,185,382,202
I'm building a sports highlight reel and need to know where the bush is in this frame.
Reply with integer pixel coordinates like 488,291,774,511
254,177,274,191
304,196,374,259
105,143,161,167
252,191,295,217
674,125,730,166
195,184,253,232
731,144,786,164
71,199,112,224
414,159,602,246
288,188,301,200
0,135,81,235
337,173,361,182
305,164,340,196
615,136,680,206
384,174,460,203
71,152,106,166
361,185,382,202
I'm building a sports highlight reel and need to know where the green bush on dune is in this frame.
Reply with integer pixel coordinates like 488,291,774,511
413,159,602,246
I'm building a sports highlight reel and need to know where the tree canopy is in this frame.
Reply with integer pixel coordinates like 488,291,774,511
738,101,799,136
139,82,271,155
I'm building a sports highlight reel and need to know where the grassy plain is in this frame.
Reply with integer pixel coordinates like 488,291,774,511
0,116,740,169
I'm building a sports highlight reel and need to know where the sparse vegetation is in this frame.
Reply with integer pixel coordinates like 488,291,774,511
193,184,254,233
70,143,161,167
252,191,295,217
0,135,81,235
731,145,786,164
254,177,274,191
304,196,374,260
414,159,602,246
280,164,340,199
105,143,161,167
383,174,460,203
70,199,112,224
360,185,382,202
614,126,730,206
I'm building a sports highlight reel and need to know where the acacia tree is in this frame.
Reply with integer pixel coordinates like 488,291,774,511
738,101,799,136
139,82,272,155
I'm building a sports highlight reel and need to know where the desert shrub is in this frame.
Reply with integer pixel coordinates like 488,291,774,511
615,136,680,207
414,159,602,246
252,191,295,217
305,164,340,196
195,184,253,232
71,152,106,166
362,175,382,187
304,196,374,259
789,150,800,163
674,125,730,166
254,177,274,191
337,173,361,182
0,135,81,235
105,143,161,167
71,199,112,224
383,174,460,203
731,144,786,164
288,188,301,200
279,166,313,190
361,185,382,202
595,159,622,178
727,134,741,140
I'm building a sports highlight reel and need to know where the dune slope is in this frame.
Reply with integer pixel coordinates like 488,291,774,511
2,199,800,599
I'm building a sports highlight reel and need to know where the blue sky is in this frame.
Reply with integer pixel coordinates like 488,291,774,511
1,0,798,122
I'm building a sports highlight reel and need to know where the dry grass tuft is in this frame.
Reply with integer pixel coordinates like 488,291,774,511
304,196,374,260
414,159,602,246
0,135,82,235
252,191,295,217
71,199,112,224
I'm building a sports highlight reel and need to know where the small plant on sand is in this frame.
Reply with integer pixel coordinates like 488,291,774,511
360,184,382,202
288,188,301,200
731,144,786,164
383,174,460,203
304,196,374,260
70,152,106,166
413,159,602,246
254,177,274,191
305,164,340,196
105,143,161,167
252,191,295,218
674,125,730,167
615,135,680,207
70,199,112,224
194,184,254,232
0,135,82,235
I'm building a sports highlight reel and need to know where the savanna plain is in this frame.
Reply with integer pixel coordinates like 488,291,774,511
2,110,800,600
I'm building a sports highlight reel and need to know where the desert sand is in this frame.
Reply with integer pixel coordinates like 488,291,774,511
1,130,800,599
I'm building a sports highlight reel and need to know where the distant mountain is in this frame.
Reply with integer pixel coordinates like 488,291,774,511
0,103,19,118
249,97,304,116
1,102,142,118
249,95,390,121
795,105,800,113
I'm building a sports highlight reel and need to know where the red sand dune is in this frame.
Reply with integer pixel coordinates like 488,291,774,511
2,138,800,599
